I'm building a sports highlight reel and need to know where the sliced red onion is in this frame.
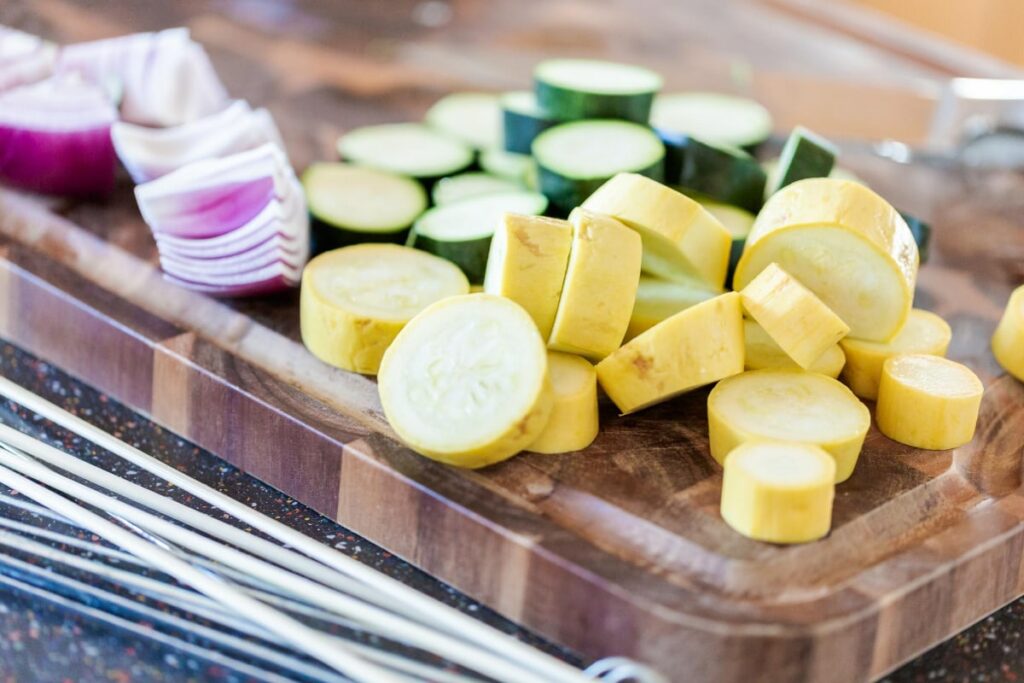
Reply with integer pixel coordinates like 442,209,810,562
136,143,309,297
135,144,296,238
0,26,56,91
0,76,117,197
57,28,228,127
113,100,286,183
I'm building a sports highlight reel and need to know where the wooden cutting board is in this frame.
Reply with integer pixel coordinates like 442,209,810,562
2,1,1024,681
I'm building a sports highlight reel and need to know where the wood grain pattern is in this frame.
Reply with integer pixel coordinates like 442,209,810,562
1,1,1023,681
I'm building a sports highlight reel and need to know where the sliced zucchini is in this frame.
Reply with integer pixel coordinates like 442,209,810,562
337,123,473,182
502,90,558,154
300,244,469,374
899,211,932,264
533,121,665,214
408,190,548,283
763,158,862,201
767,126,837,196
302,163,427,251
698,199,754,287
581,173,730,288
720,441,835,544
651,92,772,151
432,172,522,206
734,178,918,342
876,355,982,450
548,209,642,360
425,92,502,150
739,262,849,370
378,294,553,468
534,58,662,123
993,285,1024,382
707,370,870,483
596,292,744,414
626,275,721,340
744,320,845,378
483,213,572,339
659,133,766,212
840,308,951,400
528,352,599,455
479,148,536,184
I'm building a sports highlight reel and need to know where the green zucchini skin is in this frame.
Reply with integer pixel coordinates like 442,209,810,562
407,230,492,284
659,132,766,213
535,80,654,124
900,211,931,264
537,159,664,217
771,127,837,193
503,106,558,154
309,217,408,255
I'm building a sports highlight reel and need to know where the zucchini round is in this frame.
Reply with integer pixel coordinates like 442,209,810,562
337,123,473,182
501,90,559,154
534,58,661,123
425,92,502,150
651,92,772,151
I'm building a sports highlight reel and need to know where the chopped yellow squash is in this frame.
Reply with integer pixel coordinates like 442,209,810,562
528,352,599,454
708,369,870,482
739,262,849,369
483,213,572,339
875,354,983,450
720,440,835,544
378,294,553,468
596,292,744,414
734,178,918,342
581,173,732,289
626,275,721,341
300,244,469,374
993,285,1024,382
548,208,642,360
743,319,845,378
840,308,952,400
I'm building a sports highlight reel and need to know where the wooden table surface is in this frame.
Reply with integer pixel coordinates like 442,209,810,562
3,1,1024,682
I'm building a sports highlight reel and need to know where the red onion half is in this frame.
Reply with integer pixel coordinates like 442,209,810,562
0,76,117,197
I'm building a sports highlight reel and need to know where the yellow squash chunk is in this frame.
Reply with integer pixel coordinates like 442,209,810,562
876,354,983,450
378,295,553,468
708,370,870,483
596,292,744,414
301,244,469,374
720,440,835,544
581,173,731,289
548,209,642,360
483,213,572,338
740,262,850,369
744,320,845,378
626,275,721,341
529,352,599,454
734,178,918,342
840,308,952,400
993,285,1024,382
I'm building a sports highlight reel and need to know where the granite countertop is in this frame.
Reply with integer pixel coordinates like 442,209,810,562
0,338,1021,683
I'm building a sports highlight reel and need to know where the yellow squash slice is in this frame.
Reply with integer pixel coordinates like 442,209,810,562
596,292,744,414
707,370,870,482
483,213,572,338
720,440,835,544
548,208,642,360
301,244,469,374
734,178,918,342
840,308,952,400
581,173,732,289
378,294,553,468
743,320,845,378
529,352,599,454
740,262,849,369
626,275,721,341
993,285,1024,382
876,354,983,450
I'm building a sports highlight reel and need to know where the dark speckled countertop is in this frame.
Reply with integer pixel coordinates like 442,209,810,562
0,337,1022,683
